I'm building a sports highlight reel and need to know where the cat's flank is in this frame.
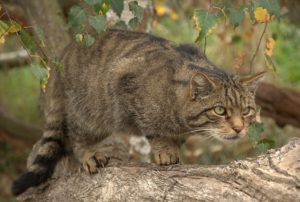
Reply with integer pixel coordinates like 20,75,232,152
12,29,264,196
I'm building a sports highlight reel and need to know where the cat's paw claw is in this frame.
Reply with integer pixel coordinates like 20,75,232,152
153,150,179,166
83,153,110,174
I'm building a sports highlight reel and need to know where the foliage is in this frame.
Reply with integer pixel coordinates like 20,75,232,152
68,0,144,44
192,0,279,72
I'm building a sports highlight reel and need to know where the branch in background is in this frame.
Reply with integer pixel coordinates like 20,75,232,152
257,83,300,128
17,138,300,202
0,50,29,68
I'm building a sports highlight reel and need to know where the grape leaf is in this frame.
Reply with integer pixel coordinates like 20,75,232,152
110,0,124,17
88,15,107,33
114,20,128,29
128,17,139,30
68,6,86,32
248,122,264,143
20,31,37,52
33,25,45,45
84,34,95,46
226,6,245,28
31,63,48,81
8,20,22,33
84,0,104,6
129,1,144,21
246,2,256,23
193,9,220,42
0,20,9,33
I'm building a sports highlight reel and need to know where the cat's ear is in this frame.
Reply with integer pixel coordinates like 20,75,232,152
189,73,217,100
240,71,266,94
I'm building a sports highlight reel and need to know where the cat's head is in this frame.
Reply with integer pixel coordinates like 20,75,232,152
184,71,265,142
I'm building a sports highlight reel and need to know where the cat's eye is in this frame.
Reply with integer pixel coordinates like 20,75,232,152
213,106,226,116
242,107,254,116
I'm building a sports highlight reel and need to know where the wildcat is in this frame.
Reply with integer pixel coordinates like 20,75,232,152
12,29,264,196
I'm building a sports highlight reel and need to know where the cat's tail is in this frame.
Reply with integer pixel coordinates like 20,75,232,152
12,69,66,196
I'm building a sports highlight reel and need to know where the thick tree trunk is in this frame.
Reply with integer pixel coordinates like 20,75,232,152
16,138,300,202
14,0,71,59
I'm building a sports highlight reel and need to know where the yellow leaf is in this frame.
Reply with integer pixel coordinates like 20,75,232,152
170,11,178,20
0,35,5,44
8,21,22,33
265,37,275,56
254,7,270,23
192,14,201,32
156,5,166,16
75,33,84,43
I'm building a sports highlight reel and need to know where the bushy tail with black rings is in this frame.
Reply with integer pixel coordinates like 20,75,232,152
12,69,66,196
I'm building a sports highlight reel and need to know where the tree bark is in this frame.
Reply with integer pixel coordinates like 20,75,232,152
16,138,300,202
14,0,71,58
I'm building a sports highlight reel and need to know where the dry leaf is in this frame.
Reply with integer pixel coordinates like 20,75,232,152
234,53,246,70
265,37,275,56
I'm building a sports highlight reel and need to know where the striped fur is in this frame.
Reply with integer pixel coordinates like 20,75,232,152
12,29,264,195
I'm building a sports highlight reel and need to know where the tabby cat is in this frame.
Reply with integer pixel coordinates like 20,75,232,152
12,29,264,196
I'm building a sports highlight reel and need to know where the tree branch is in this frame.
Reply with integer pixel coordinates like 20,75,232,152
16,138,300,202
256,83,300,128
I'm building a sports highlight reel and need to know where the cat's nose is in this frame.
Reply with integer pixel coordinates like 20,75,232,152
232,126,243,134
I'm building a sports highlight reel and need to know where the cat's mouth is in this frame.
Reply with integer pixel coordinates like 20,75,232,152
223,134,240,140
214,133,243,142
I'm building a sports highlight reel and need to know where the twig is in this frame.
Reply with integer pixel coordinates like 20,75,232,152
1,3,33,65
203,36,207,55
249,22,268,74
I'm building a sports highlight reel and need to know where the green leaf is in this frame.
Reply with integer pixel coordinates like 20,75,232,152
254,0,280,18
20,31,37,52
68,6,86,32
75,33,83,43
128,17,139,30
33,25,45,45
95,1,110,15
114,20,128,29
53,57,64,72
246,2,256,23
265,54,277,72
88,15,107,33
257,138,275,148
84,34,95,46
256,138,275,154
0,20,9,31
226,6,245,28
110,0,124,17
31,63,48,81
248,122,264,143
8,21,22,33
231,35,241,43
193,9,220,42
84,0,104,5
129,1,144,21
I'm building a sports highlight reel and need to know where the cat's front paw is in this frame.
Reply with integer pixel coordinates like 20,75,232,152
152,148,179,165
82,151,110,174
